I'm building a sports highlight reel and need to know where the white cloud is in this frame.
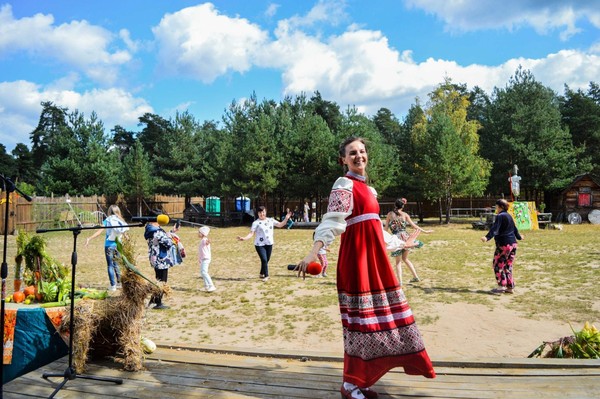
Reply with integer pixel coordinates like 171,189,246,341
169,101,196,115
0,80,153,151
277,0,347,32
3,1,600,154
119,28,142,53
0,4,133,85
404,0,600,40
150,1,350,84
269,27,449,114
259,5,600,118
265,3,280,18
147,1,600,119
72,88,154,126
152,3,269,83
526,50,600,91
0,81,40,152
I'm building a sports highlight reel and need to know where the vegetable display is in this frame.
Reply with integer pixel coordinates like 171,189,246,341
528,321,600,359
7,232,109,307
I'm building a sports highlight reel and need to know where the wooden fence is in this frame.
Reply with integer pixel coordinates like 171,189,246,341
0,193,204,234
1,192,505,235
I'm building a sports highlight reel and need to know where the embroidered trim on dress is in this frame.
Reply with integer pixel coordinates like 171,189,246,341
346,171,366,181
327,189,352,213
346,213,380,227
341,310,413,326
343,324,425,360
339,289,407,310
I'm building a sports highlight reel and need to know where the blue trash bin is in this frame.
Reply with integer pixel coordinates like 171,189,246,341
235,196,250,212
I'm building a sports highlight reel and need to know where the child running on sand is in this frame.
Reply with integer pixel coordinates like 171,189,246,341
198,226,216,292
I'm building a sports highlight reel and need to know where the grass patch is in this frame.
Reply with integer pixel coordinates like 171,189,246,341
4,221,599,350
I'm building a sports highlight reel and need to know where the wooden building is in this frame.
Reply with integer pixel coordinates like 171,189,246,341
560,173,600,222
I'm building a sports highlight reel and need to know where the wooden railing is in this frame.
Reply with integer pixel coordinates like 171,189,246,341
1,194,202,234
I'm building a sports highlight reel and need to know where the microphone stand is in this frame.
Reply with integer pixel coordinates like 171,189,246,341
1,175,32,399
36,221,144,398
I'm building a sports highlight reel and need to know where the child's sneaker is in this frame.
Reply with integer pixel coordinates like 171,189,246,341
206,286,217,292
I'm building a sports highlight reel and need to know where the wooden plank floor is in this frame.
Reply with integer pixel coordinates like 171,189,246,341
4,346,600,399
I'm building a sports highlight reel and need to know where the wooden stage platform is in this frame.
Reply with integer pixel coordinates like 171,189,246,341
4,345,600,398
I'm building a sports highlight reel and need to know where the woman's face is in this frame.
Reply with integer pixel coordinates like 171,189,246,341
258,209,267,219
342,140,368,176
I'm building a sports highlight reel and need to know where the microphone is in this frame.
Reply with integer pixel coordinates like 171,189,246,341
18,192,32,202
131,214,170,225
0,174,32,202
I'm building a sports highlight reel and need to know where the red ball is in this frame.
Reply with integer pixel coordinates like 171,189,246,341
307,261,322,275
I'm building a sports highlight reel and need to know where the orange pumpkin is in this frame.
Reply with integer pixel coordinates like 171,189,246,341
12,291,25,303
23,285,36,297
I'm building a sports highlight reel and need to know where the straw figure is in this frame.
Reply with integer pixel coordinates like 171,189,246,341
58,237,169,372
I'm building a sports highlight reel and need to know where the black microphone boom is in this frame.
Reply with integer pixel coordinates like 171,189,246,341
0,174,32,202
131,215,170,225
131,216,158,222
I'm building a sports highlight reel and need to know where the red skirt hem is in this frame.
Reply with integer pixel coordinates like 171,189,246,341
343,351,436,387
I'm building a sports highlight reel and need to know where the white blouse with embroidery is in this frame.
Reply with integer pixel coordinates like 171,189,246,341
314,176,406,252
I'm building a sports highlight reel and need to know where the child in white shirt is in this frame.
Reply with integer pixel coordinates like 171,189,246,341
198,226,216,292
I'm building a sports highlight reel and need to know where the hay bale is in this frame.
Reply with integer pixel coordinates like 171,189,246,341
64,237,168,373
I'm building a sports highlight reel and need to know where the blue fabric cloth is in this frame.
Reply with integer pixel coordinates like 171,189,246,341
103,219,117,248
144,223,175,269
254,244,273,277
485,211,522,246
3,306,69,384
105,246,121,286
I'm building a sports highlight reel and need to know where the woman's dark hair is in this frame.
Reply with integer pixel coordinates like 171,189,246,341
496,199,509,212
394,198,407,211
338,136,367,171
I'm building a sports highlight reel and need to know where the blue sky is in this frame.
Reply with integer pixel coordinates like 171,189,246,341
1,0,599,152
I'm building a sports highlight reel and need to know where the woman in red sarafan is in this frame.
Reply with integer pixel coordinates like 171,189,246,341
298,137,435,399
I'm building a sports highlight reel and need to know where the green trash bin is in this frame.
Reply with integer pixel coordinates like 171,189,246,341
206,196,221,214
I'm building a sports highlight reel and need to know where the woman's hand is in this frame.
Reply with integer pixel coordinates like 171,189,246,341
403,230,421,248
296,253,318,280
236,236,245,241
296,241,323,279
480,236,488,242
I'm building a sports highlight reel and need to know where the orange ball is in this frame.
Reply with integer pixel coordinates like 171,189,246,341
307,261,322,275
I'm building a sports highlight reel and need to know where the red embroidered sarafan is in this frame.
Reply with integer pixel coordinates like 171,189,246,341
335,175,436,387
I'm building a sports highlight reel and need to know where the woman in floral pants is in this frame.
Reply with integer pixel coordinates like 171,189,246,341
481,199,524,294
